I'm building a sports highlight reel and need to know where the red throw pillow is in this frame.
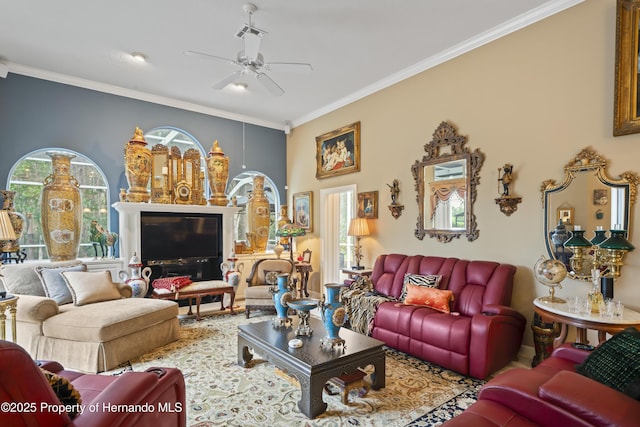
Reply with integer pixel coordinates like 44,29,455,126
403,283,454,313
152,276,193,291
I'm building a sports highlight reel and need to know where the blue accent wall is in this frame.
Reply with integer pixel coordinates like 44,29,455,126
0,74,287,233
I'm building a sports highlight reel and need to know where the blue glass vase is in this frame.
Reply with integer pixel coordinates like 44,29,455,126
271,273,293,327
320,283,346,348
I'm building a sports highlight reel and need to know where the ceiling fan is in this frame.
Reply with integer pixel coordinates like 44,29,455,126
185,3,312,96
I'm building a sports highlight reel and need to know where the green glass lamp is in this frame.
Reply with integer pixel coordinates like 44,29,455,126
598,229,634,278
563,226,592,276
275,223,306,262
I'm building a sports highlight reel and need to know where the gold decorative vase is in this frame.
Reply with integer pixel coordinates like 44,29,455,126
206,140,230,206
124,127,151,203
40,152,82,261
247,174,270,253
0,190,25,253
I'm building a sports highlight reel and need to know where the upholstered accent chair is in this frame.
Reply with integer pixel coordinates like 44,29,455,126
244,258,294,318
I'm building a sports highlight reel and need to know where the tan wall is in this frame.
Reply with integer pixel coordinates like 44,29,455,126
286,1,640,348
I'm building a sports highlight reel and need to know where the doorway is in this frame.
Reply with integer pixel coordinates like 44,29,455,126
320,184,356,285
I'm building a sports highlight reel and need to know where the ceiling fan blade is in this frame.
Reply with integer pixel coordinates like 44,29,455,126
185,50,238,65
264,62,313,73
212,71,243,90
256,72,284,96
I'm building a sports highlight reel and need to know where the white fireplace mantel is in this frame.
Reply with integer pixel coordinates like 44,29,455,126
112,202,240,264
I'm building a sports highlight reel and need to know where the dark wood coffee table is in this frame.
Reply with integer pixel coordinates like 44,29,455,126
237,317,386,418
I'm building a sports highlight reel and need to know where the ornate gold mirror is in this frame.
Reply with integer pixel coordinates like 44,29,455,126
614,0,640,136
541,147,639,279
412,121,485,242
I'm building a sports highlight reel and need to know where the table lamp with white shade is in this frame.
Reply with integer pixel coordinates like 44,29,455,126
348,217,370,270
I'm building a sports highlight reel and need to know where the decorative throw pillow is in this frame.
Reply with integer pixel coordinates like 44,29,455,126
262,270,282,285
40,368,82,418
576,327,640,399
61,270,122,306
0,261,82,297
399,273,442,301
403,284,454,313
151,275,193,291
35,264,87,305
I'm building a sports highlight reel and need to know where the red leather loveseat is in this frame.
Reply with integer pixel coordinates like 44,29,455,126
0,340,186,427
442,342,640,427
354,254,525,379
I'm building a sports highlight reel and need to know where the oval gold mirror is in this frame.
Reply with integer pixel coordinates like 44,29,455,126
412,121,485,242
541,147,639,278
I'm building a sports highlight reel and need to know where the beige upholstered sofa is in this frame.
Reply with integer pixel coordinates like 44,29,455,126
0,260,180,373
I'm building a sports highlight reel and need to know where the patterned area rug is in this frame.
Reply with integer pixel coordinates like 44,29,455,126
108,313,483,426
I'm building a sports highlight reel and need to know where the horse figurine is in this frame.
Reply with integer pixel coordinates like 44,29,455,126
89,220,118,258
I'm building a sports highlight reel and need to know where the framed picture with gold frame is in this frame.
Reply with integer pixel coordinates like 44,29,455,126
315,122,360,179
358,191,378,219
293,191,313,231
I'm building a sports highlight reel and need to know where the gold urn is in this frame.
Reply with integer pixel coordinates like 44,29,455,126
40,152,83,261
124,127,151,203
206,140,230,206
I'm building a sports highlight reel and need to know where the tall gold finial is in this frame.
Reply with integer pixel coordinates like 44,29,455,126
130,126,146,144
209,140,224,155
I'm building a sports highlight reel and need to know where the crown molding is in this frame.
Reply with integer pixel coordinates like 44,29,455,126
8,63,285,131
290,0,584,128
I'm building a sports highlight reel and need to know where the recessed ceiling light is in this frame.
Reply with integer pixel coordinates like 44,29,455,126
131,52,147,62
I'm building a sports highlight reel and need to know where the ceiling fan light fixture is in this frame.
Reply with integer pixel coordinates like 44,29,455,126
233,82,248,91
130,52,147,63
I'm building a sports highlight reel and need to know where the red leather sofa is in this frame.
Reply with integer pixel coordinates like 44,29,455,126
0,340,186,427
363,254,525,379
442,343,640,427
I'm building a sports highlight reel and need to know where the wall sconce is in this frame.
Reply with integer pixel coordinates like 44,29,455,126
387,179,404,219
348,217,370,269
495,163,522,216
564,225,634,279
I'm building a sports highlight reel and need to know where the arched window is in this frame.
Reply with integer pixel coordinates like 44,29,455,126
227,171,281,249
7,149,110,260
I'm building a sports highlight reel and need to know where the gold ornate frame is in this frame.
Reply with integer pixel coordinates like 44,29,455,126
541,147,639,270
357,191,378,219
614,0,640,136
315,122,360,179
411,121,485,243
293,191,313,231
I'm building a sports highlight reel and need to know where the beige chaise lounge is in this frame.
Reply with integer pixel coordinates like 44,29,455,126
0,260,180,373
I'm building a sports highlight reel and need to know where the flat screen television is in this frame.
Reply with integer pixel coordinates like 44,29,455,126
140,211,223,263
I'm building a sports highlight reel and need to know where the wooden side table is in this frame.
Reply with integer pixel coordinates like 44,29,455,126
295,263,313,298
0,294,19,342
532,297,640,363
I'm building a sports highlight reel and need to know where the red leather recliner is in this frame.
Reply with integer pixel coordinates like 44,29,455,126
442,344,640,427
365,254,525,379
0,340,186,427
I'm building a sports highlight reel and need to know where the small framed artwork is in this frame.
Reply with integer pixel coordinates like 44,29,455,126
293,191,313,232
358,191,378,219
315,121,361,179
557,208,574,225
593,189,608,205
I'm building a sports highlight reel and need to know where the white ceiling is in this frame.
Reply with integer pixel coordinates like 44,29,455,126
0,0,582,131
